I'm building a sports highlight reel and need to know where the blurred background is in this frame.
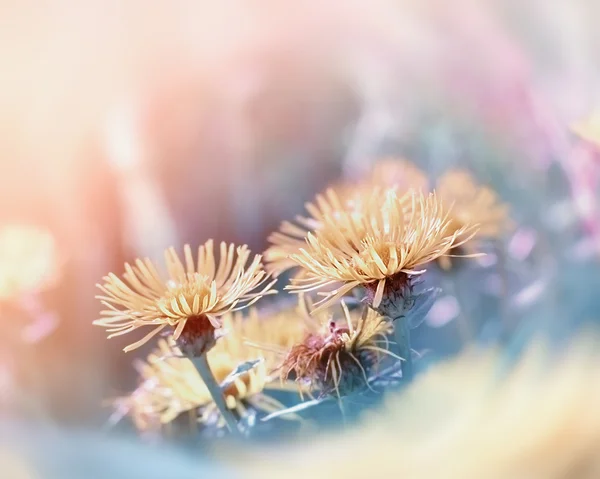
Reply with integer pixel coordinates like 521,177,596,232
1,0,600,475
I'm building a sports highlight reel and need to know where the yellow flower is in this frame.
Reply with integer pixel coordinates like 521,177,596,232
94,240,276,354
0,225,58,301
287,189,477,311
437,170,509,239
265,188,350,278
572,111,600,149
363,157,429,193
280,298,395,398
122,308,307,431
436,170,510,270
264,159,428,277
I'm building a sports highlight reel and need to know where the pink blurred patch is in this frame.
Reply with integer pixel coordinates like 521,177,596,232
564,144,600,242
508,227,537,261
18,294,59,344
512,279,547,309
426,295,460,328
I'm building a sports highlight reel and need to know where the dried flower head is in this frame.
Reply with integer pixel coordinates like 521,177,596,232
0,225,58,301
572,111,600,149
280,298,395,398
121,308,306,431
247,335,600,479
287,189,477,313
264,159,428,277
94,240,276,354
435,170,510,270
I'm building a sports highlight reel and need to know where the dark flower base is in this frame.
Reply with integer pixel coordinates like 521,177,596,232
364,272,417,320
175,315,217,357
316,349,376,398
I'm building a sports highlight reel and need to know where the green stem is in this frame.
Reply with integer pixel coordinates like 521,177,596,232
191,355,241,437
394,317,413,381
338,396,347,426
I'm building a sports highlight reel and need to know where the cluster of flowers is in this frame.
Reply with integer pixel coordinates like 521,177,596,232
94,159,510,437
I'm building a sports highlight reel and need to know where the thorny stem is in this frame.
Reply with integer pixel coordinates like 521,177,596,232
394,317,413,381
192,355,242,437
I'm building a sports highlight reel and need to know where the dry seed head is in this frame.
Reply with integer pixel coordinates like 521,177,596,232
280,299,394,398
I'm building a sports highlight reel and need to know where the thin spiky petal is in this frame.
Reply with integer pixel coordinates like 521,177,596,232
287,189,479,310
94,240,276,352
264,159,428,277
